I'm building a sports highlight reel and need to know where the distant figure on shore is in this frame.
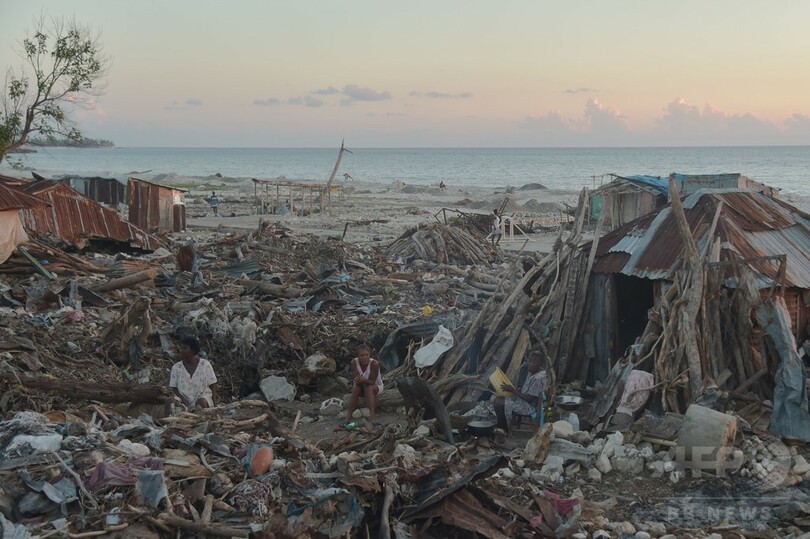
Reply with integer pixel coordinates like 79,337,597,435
439,180,446,190
209,191,219,216
486,208,502,246
343,172,353,181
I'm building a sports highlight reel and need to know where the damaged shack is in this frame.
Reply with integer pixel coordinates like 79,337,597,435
127,177,187,234
578,188,810,384
592,172,781,231
10,179,161,251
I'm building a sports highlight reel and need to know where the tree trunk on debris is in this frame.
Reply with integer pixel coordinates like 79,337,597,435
6,374,170,403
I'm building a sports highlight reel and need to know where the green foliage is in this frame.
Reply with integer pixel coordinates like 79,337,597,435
0,14,108,161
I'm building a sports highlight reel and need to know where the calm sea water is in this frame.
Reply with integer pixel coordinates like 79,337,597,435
3,146,809,195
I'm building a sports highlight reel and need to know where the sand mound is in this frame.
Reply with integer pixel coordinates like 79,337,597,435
522,199,566,213
519,182,548,190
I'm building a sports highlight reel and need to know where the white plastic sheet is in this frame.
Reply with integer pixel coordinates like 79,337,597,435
414,325,454,368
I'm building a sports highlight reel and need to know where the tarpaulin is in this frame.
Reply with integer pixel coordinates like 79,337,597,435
757,297,810,441
0,211,28,264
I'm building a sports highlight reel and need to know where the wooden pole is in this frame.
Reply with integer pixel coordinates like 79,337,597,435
93,268,157,293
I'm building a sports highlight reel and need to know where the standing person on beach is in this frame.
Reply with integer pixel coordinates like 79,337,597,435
486,208,502,246
209,191,219,216
169,336,217,410
345,344,383,425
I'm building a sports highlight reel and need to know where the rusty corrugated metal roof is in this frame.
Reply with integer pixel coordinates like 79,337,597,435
0,182,47,211
128,176,188,192
17,181,161,250
592,189,810,288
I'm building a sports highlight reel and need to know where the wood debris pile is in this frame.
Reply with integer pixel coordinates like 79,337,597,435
385,222,498,266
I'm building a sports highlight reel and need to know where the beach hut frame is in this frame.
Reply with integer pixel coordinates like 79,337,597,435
252,179,343,216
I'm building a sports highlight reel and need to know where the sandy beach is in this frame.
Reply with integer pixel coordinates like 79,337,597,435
166,176,582,254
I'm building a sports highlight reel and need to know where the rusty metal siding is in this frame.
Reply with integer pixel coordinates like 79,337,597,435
173,204,186,232
18,181,159,250
591,190,810,290
127,178,185,234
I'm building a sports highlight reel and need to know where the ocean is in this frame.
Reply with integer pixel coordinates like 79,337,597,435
3,145,809,196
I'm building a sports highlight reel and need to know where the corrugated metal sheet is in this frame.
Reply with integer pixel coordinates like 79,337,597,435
592,189,810,289
127,177,186,234
18,181,160,250
0,183,47,211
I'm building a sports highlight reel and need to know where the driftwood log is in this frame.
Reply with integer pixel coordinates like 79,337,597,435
6,373,171,404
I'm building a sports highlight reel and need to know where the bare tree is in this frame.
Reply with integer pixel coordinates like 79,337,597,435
1,14,109,162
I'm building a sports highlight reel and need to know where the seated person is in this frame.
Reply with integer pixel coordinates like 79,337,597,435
345,344,383,425
169,336,217,410
494,351,547,432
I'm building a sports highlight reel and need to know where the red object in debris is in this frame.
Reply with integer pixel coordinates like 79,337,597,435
250,447,274,476
67,310,85,322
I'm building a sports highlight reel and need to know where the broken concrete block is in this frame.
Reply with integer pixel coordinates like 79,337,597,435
570,430,593,445
260,375,295,402
612,455,644,475
552,420,574,439
298,352,337,385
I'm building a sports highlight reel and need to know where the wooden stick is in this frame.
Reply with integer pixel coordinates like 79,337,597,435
155,514,249,537
93,268,157,293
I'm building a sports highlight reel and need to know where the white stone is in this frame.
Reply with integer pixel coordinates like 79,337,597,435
117,439,150,457
394,444,418,468
663,460,676,472
634,532,652,539
607,522,636,535
570,431,592,445
592,530,610,539
612,455,644,475
588,467,602,482
413,425,431,437
638,442,655,460
644,521,667,536
793,455,810,475
596,453,613,474
260,375,295,402
571,533,587,539
601,431,624,459
669,471,680,484
552,420,574,439
514,459,525,468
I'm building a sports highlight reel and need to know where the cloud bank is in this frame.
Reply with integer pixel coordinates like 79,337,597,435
520,97,810,146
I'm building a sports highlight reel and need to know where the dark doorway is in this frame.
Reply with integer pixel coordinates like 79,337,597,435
614,275,655,354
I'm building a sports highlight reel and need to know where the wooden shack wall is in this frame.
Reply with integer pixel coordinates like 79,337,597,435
571,272,617,385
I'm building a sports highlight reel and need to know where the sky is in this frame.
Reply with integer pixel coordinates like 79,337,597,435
3,1,810,148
